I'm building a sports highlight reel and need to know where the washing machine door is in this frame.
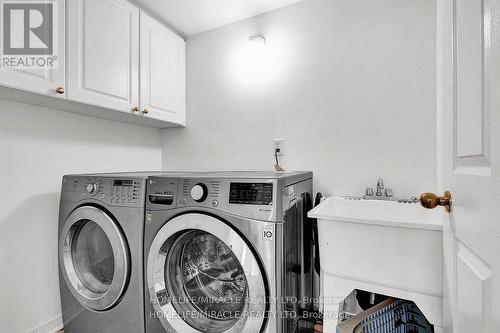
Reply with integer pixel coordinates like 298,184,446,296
147,213,267,333
59,206,129,311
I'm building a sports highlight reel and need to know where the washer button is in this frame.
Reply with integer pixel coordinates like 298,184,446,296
122,195,126,200
212,199,219,207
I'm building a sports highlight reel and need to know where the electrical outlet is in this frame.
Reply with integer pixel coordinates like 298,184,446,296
273,139,284,156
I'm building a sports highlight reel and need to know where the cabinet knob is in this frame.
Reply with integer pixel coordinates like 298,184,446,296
131,106,139,113
142,108,149,115
55,87,65,94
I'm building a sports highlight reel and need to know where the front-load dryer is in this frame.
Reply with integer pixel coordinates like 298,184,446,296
58,173,152,333
144,171,313,333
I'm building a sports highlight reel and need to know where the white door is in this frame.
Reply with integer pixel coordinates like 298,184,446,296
139,12,185,125
438,0,500,332
0,0,65,97
66,0,139,113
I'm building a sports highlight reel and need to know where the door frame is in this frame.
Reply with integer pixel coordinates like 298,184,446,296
437,1,458,330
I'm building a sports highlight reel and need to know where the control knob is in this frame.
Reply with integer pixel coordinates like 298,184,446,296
86,183,99,194
191,183,208,202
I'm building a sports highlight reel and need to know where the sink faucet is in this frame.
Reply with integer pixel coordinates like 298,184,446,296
364,178,394,200
376,178,384,196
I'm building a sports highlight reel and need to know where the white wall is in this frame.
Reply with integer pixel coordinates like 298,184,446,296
0,100,161,333
161,0,436,198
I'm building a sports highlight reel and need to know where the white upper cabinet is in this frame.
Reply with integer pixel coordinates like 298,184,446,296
139,12,186,125
0,0,65,98
0,0,185,127
66,0,139,113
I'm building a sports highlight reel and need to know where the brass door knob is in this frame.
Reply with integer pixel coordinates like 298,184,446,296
142,108,149,115
131,106,139,113
55,87,64,94
420,191,452,212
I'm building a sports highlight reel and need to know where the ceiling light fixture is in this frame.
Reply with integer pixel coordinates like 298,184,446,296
248,34,266,44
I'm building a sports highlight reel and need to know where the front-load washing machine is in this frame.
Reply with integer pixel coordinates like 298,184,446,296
144,171,313,333
58,172,154,333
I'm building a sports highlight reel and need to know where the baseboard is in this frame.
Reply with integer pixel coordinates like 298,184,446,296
28,315,63,333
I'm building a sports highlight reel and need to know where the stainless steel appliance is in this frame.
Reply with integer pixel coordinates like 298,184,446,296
144,171,313,333
58,172,153,333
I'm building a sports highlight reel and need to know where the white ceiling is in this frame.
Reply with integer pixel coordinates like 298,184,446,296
135,0,306,37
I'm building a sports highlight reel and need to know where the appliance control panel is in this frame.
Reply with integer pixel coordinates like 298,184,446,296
229,183,274,205
180,179,221,207
147,177,278,221
62,176,144,207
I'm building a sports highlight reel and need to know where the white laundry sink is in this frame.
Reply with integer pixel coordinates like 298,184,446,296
310,196,443,230
308,196,444,332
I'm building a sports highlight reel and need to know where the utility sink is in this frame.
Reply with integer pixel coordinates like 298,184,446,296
308,196,444,331
310,196,443,230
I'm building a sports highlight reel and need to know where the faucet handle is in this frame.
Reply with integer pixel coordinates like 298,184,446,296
365,187,374,196
376,178,384,196
385,188,393,197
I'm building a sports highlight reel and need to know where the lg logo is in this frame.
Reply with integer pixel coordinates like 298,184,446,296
2,2,53,55
263,227,274,241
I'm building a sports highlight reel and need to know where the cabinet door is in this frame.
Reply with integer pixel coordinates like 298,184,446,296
140,12,185,125
67,0,139,112
0,0,65,97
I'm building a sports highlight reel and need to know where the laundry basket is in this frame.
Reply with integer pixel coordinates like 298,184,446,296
337,298,434,333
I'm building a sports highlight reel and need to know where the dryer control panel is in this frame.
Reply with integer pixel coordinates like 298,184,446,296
61,176,145,207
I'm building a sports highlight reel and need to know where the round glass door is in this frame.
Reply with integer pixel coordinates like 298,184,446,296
59,206,129,311
167,231,248,331
71,221,115,294
148,213,266,333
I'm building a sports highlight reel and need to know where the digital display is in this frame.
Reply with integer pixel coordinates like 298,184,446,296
229,183,273,205
114,179,133,186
